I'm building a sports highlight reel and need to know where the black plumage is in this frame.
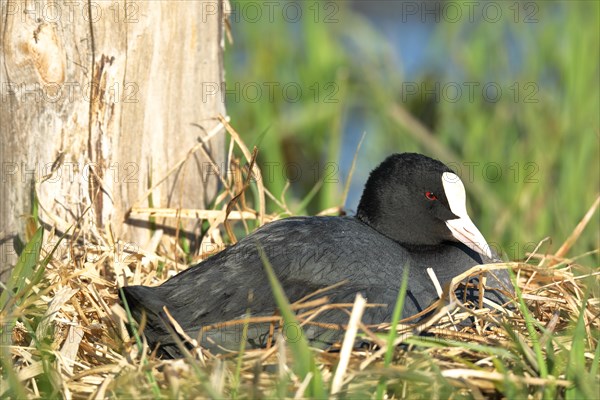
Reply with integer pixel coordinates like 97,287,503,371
123,153,513,358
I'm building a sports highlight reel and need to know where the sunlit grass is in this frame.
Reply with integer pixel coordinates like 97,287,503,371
224,1,599,260
2,127,598,398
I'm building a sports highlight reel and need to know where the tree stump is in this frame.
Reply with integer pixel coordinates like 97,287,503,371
0,0,226,280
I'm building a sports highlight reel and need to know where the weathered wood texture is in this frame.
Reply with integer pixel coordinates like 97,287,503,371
0,0,226,280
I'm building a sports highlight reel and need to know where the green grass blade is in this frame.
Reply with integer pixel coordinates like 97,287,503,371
376,264,409,399
118,287,162,399
1,227,43,308
591,337,600,380
257,243,326,398
231,309,251,399
512,271,548,377
405,336,517,361
0,353,29,399
566,294,593,400
295,176,325,214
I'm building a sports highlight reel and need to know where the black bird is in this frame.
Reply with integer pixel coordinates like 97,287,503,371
123,153,512,357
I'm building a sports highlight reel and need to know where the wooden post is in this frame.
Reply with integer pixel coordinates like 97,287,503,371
0,0,226,280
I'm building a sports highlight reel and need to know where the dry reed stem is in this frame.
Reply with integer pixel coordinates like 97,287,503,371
331,294,366,395
551,194,600,266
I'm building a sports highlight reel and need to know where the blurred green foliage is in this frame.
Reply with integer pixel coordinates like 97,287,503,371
224,0,599,261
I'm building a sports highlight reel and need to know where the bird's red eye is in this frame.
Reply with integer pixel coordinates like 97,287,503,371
425,191,437,201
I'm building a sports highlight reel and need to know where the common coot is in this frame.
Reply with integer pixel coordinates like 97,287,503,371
123,153,513,357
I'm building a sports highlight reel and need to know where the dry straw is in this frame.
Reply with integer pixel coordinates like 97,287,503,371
3,120,599,398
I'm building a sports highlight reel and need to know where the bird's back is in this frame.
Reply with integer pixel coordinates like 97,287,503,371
122,216,509,357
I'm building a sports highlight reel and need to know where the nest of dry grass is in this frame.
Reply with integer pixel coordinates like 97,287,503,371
2,120,599,398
